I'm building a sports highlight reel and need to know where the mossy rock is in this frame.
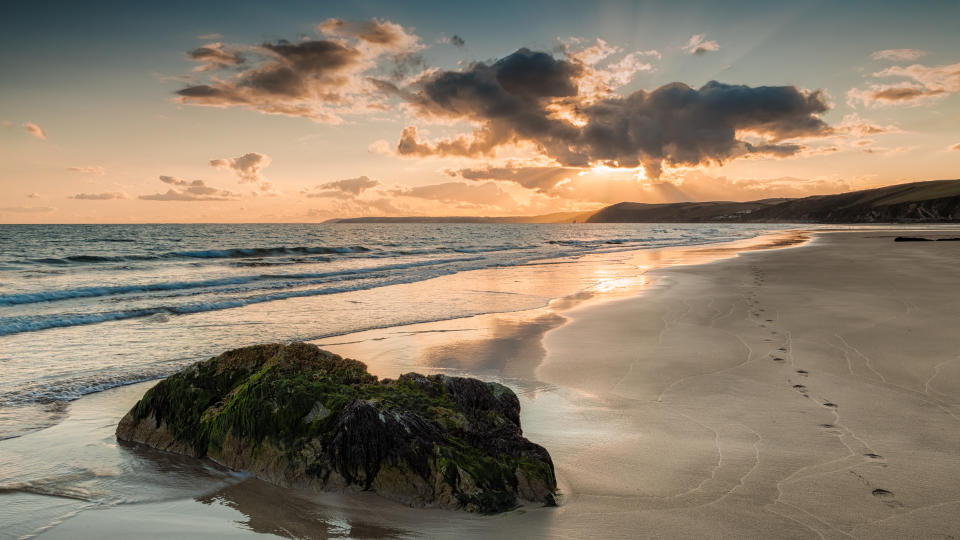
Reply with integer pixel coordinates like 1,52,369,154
117,342,556,513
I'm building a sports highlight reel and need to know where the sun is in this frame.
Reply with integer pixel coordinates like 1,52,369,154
586,164,648,180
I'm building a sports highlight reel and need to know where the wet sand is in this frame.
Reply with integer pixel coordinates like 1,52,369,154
5,228,960,539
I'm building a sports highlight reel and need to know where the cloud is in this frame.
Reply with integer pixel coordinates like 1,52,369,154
175,19,422,122
70,192,126,200
452,165,853,206
390,181,517,208
949,143,960,151
847,84,944,107
2,120,12,128
23,122,46,140
139,176,238,201
682,34,720,55
316,18,420,52
197,33,223,40
67,166,106,175
188,42,245,72
387,48,830,178
27,192,40,198
871,49,927,62
849,61,960,107
836,113,900,136
210,152,271,184
0,206,55,213
454,165,580,194
449,35,465,47
307,175,380,198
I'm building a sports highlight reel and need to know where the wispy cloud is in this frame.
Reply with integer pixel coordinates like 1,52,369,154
304,175,381,198
70,192,127,200
67,166,106,175
187,42,245,72
0,206,55,213
871,49,927,62
139,176,238,201
23,122,46,140
848,60,960,107
682,34,720,55
389,181,517,209
210,152,271,184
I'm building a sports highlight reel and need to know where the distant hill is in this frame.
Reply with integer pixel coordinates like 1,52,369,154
327,179,960,224
327,211,593,224
589,179,960,223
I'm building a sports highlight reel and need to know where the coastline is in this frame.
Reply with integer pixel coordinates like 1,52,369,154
4,227,960,538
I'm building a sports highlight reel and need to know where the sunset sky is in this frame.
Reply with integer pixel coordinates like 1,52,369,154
2,0,958,223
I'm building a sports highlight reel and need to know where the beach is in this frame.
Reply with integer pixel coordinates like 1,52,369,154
3,227,960,539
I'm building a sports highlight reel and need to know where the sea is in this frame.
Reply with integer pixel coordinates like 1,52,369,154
0,223,786,440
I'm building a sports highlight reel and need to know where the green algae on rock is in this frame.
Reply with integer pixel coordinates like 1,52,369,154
116,342,557,513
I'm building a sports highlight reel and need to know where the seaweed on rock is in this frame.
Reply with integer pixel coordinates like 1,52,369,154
117,342,556,513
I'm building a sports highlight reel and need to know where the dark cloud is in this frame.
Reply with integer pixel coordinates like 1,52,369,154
449,35,465,47
389,52,426,81
390,48,830,177
188,42,245,71
70,192,126,200
176,19,421,122
139,176,238,201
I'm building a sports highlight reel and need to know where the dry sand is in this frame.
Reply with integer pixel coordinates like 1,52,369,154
13,228,960,539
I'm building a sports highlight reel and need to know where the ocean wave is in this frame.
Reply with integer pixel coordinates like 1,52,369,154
0,256,484,307
21,245,373,266
0,274,423,336
173,245,371,259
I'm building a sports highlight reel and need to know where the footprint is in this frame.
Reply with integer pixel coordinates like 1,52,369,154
823,402,838,408
772,357,785,362
864,453,882,459
872,488,903,507
818,423,835,428
796,369,808,375
793,384,807,391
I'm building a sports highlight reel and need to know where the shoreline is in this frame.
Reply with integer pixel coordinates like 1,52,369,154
0,225,802,442
4,227,960,538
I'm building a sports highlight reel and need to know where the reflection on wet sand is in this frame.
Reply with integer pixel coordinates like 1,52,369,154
198,479,408,540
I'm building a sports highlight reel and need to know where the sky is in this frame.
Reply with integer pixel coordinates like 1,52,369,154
1,0,959,223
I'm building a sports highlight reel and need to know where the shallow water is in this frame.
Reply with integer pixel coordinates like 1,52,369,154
0,223,784,439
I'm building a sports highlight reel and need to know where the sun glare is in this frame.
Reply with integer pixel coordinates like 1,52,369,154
588,164,648,180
